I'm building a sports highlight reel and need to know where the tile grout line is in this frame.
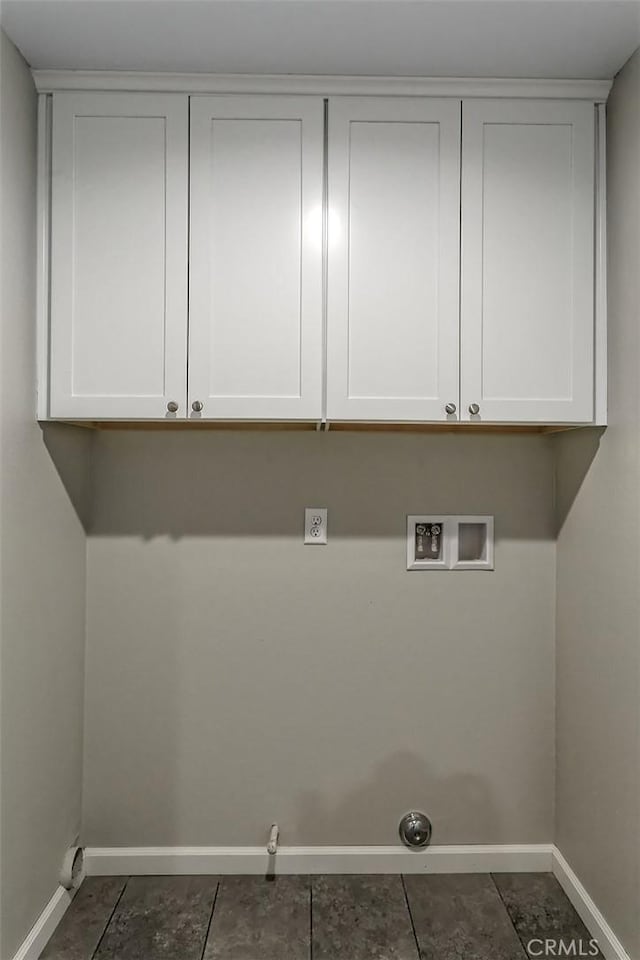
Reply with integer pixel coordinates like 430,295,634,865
309,875,314,960
400,875,422,960
489,873,531,960
199,878,221,960
90,876,130,960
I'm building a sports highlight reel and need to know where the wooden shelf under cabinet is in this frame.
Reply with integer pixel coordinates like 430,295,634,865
53,420,579,435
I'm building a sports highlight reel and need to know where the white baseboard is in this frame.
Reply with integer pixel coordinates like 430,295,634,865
11,884,77,960
552,849,631,960
85,843,554,877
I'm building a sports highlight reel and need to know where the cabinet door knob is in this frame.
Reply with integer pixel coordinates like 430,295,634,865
192,400,204,413
468,403,480,416
166,401,178,413
445,402,457,415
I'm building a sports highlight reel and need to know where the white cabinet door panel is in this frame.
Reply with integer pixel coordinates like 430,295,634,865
50,93,188,418
189,96,324,419
461,100,595,423
327,98,461,421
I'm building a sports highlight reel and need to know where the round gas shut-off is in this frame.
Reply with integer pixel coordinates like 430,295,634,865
398,811,432,848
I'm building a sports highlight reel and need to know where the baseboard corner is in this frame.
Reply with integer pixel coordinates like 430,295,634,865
551,846,632,960
11,883,78,960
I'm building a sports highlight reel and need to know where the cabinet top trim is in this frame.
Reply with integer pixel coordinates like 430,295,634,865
32,71,612,101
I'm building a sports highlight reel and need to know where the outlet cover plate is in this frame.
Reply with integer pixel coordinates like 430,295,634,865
304,508,327,544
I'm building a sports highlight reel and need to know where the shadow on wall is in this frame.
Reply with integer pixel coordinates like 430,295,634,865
38,422,605,544
41,422,93,530
81,430,557,541
552,426,605,535
294,751,499,846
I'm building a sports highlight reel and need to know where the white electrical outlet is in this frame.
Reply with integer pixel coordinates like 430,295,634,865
304,508,327,544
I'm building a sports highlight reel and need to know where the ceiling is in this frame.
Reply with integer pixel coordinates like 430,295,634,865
2,0,639,79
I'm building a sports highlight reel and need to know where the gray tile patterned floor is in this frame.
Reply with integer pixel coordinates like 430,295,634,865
40,873,600,960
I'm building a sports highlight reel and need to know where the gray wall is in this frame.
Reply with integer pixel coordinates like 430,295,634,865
554,48,640,960
83,431,556,846
0,31,91,959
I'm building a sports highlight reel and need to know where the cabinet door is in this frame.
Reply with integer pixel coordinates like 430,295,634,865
461,100,595,423
189,96,324,420
327,98,461,421
50,93,188,419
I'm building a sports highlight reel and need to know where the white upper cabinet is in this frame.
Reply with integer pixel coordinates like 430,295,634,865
327,98,462,421
460,100,595,423
49,93,188,419
188,96,324,420
41,83,604,426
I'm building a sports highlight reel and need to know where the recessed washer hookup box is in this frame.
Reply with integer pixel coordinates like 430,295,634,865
407,516,494,571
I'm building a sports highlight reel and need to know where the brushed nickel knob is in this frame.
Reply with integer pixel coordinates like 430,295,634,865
445,402,457,415
191,400,204,413
166,401,178,413
468,403,480,416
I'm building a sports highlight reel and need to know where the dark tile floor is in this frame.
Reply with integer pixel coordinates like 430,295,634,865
40,873,601,960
